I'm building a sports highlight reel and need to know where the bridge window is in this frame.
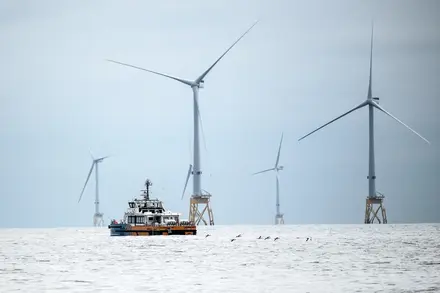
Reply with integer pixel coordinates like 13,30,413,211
128,216,135,224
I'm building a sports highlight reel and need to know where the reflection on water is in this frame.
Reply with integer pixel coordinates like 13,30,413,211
0,224,439,292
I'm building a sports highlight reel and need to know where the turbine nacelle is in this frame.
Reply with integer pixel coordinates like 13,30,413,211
191,79,204,89
277,166,284,171
94,156,108,163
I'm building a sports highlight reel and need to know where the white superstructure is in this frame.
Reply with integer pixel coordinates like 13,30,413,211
117,179,191,227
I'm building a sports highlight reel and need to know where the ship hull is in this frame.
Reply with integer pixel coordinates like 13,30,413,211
108,223,197,236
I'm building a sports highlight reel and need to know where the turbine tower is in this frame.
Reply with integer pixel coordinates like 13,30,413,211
298,24,430,224
78,153,110,227
107,20,259,226
253,133,285,225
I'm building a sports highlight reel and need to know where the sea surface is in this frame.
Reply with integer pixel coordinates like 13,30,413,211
1,224,439,292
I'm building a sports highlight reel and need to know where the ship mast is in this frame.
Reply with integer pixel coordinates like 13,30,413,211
143,179,152,200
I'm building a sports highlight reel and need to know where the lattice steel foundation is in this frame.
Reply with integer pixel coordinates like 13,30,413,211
364,196,387,224
189,195,214,225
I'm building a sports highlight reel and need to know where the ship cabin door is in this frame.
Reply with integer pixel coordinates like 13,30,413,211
154,215,161,224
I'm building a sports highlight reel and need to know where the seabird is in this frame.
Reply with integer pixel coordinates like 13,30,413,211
257,236,262,239
231,238,236,242
264,236,271,240
274,237,279,241
236,234,242,238
205,234,211,238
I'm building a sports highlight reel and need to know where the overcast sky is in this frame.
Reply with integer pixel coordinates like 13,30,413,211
1,0,439,228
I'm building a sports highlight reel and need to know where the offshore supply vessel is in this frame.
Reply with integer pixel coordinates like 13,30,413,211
108,178,197,236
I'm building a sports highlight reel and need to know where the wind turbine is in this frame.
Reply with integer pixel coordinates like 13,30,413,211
78,152,110,227
107,20,259,225
253,133,285,225
298,24,430,224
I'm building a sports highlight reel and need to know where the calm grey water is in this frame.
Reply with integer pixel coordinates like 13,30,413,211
1,224,439,292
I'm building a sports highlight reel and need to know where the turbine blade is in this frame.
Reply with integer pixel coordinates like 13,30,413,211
193,95,208,152
372,101,430,144
89,149,95,160
368,22,374,99
181,164,193,200
78,162,95,203
298,101,368,141
195,20,259,84
97,155,111,161
275,132,283,168
106,59,193,86
252,167,275,175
